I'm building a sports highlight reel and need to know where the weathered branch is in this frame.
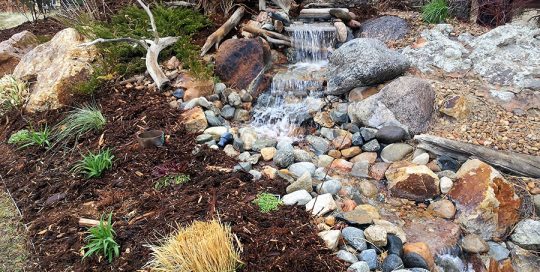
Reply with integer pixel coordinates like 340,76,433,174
414,134,540,178
298,8,348,20
136,0,159,42
146,36,179,89
79,37,149,50
242,24,291,42
200,6,245,56
265,35,292,46
164,1,196,8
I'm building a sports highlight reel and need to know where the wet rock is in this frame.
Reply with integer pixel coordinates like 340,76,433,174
439,177,453,194
358,249,377,270
382,254,404,272
488,242,510,261
293,149,313,162
339,209,375,226
364,225,388,247
204,111,223,127
341,146,361,158
510,219,540,250
314,111,335,128
215,38,268,89
402,216,461,256
385,164,440,201
348,261,370,272
318,230,341,250
440,95,469,119
252,138,277,152
386,234,404,257
282,189,313,205
381,143,413,163
317,179,342,195
233,109,250,122
403,242,434,271
331,110,349,124
326,38,410,95
351,161,370,178
306,193,337,216
362,139,380,152
376,126,408,144
227,91,242,107
288,162,317,178
274,147,295,169
359,16,409,42
306,135,330,155
261,147,277,161
428,199,456,219
348,77,435,135
449,159,521,240
436,156,460,172
220,105,236,119
360,127,377,142
181,107,208,133
462,234,489,253
286,172,313,193
370,162,390,180
403,252,430,270
342,227,367,251
238,89,252,102
337,249,359,264
348,86,379,102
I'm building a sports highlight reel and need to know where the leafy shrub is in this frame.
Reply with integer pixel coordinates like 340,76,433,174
8,127,51,149
0,75,28,116
422,0,449,23
252,193,282,213
73,149,114,178
154,174,191,190
82,213,120,263
72,4,212,79
146,220,242,271
53,105,106,147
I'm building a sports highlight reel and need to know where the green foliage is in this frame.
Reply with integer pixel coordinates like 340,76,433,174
53,105,106,147
154,174,191,190
422,0,449,23
252,193,282,213
73,4,212,79
73,149,114,178
8,127,51,149
0,75,28,116
73,65,110,95
82,213,120,263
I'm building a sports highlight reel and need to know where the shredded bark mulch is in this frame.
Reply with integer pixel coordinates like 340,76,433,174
0,85,346,271
0,17,64,42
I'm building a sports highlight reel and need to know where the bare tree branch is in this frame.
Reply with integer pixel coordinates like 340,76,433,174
79,37,149,50
136,0,159,42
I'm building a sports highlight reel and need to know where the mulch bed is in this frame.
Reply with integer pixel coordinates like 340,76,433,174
0,85,346,271
0,17,64,42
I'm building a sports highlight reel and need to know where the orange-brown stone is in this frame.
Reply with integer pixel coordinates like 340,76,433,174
403,242,435,271
385,164,440,201
403,215,461,256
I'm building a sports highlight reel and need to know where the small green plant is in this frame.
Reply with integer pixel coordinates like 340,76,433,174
73,149,114,178
53,105,106,147
82,213,120,263
0,75,28,116
154,174,191,190
422,0,449,23
252,193,282,213
8,127,51,149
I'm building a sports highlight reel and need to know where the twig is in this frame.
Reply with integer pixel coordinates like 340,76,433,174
136,0,159,42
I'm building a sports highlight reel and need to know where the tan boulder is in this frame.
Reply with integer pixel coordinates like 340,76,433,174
341,146,361,158
440,95,469,119
180,107,208,133
385,164,440,201
0,30,39,76
13,28,99,112
314,111,335,128
449,159,521,240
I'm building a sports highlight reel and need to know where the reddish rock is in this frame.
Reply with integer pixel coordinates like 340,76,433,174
314,111,335,128
332,159,353,173
370,162,390,180
403,242,435,271
214,38,269,90
403,215,461,256
342,199,357,212
385,164,440,201
332,136,352,150
351,152,377,164
180,107,207,133
449,159,521,240
341,146,361,158
440,95,469,119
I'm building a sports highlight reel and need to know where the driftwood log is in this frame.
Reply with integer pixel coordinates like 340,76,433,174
80,0,178,90
164,1,196,8
414,134,540,178
242,24,292,46
200,6,245,56
298,8,348,20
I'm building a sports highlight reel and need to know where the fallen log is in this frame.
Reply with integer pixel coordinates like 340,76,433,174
298,8,348,20
200,6,245,56
79,218,101,228
414,134,540,178
242,24,291,43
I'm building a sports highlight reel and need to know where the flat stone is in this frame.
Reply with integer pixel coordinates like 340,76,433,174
462,234,489,253
196,134,213,144
337,250,359,264
288,162,317,178
339,209,374,225
282,189,313,206
364,225,388,247
402,216,461,256
306,193,337,216
376,125,408,144
381,143,413,163
342,227,367,251
350,152,377,164
286,172,313,194
362,139,380,152
351,161,370,178
428,199,456,219
385,164,440,201
510,219,540,250
318,230,341,250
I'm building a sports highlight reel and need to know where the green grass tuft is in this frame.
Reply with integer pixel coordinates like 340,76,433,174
53,105,106,147
422,0,449,23
82,213,120,263
252,193,282,213
73,149,114,178
0,75,28,116
8,126,51,149
153,174,191,190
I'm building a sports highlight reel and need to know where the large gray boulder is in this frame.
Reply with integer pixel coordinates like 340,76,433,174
357,16,409,42
348,76,435,135
326,38,410,95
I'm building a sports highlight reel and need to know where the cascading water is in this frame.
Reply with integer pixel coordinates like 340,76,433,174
250,22,337,138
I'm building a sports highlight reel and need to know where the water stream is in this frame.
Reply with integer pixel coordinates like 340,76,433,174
250,22,337,139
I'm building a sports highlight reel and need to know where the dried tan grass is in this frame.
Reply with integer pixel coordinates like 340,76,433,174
146,220,242,272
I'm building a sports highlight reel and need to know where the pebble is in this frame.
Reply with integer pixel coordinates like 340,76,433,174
510,219,540,250
351,161,370,178
293,149,313,162
348,261,370,272
317,155,335,168
204,126,228,139
274,147,295,168
276,139,294,150
386,234,404,257
282,189,313,206
317,179,342,195
173,88,185,98
382,254,404,272
488,241,510,261
461,234,489,253
333,136,352,150
342,146,362,158
337,250,359,264
196,134,213,144
252,138,277,152
234,162,252,172
286,172,313,193
362,139,380,152
318,230,341,250
364,225,388,247
403,252,430,270
261,147,277,161
440,177,453,194
320,127,336,140
358,249,377,270
376,126,408,144
331,110,349,124
358,180,377,198
233,109,249,121
223,144,240,157
352,132,364,146
342,227,368,251
214,82,226,94
380,143,413,163
437,170,457,179
306,135,330,155
306,193,337,216
428,199,456,219
228,91,242,107
412,153,430,165
249,170,262,180
221,105,236,119
314,167,330,180
360,127,377,142
436,156,460,172
288,162,317,178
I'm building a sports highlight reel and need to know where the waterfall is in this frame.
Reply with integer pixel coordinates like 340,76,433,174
250,23,336,138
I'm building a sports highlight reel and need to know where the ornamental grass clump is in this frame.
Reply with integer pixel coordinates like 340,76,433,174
53,105,106,147
82,213,120,263
422,0,449,23
73,149,114,178
252,193,282,213
8,126,51,149
146,220,242,272
0,75,28,116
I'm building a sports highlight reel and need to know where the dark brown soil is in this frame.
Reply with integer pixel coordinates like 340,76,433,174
0,85,346,271
0,17,64,42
